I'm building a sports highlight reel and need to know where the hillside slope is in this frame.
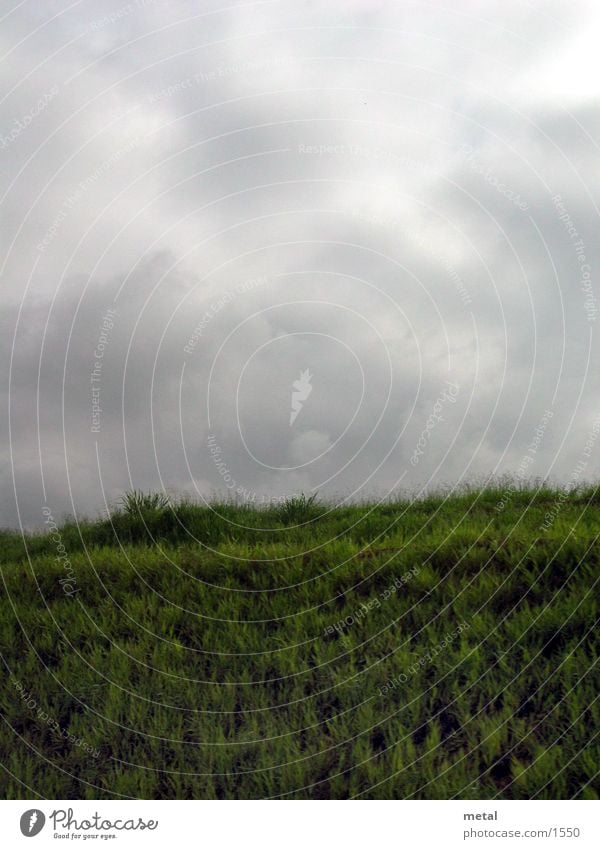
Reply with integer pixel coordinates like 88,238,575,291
1,488,598,799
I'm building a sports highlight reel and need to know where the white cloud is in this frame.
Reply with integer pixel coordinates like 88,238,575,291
1,0,599,526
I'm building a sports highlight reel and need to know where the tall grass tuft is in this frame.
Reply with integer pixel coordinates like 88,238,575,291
119,489,171,516
273,492,321,525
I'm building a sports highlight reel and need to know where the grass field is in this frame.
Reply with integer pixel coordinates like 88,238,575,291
1,484,599,799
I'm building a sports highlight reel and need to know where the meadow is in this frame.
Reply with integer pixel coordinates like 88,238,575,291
0,484,598,799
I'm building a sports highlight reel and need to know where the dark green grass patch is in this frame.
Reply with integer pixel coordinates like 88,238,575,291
0,488,598,798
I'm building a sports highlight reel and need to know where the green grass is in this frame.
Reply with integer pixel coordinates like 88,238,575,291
1,484,599,799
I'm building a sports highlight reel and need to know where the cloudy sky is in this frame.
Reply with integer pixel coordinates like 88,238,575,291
2,0,599,527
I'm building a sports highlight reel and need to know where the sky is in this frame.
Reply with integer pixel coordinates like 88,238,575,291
1,0,600,528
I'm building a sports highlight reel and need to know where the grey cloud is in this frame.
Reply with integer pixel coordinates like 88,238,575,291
2,0,600,527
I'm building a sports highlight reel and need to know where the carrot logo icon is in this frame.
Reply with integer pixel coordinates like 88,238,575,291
290,369,313,425
20,809,45,837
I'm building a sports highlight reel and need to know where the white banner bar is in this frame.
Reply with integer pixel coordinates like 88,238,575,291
0,800,598,848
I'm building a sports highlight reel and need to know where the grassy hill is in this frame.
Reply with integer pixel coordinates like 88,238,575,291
1,485,599,799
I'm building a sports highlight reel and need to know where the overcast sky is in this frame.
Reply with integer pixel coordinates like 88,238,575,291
2,0,600,527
